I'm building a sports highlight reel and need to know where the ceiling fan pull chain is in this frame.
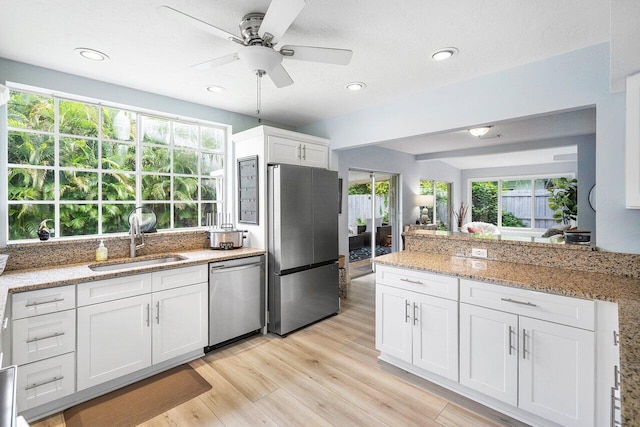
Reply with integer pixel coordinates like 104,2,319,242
256,70,264,123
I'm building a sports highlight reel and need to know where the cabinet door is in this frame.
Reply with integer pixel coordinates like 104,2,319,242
460,303,518,406
267,136,301,165
77,294,152,390
152,283,208,364
519,317,595,427
412,293,458,381
301,142,328,168
375,284,412,363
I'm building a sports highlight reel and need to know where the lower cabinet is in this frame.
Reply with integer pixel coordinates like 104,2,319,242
77,282,208,390
16,352,75,411
459,303,595,427
376,283,458,381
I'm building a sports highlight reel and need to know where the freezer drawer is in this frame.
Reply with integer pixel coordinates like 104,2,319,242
269,263,339,336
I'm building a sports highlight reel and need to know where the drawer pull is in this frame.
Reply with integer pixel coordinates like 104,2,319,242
613,330,620,346
413,303,418,325
25,297,64,307
156,301,160,324
146,304,150,327
522,329,528,359
614,365,621,389
400,278,424,285
25,376,64,390
26,331,65,343
501,297,537,307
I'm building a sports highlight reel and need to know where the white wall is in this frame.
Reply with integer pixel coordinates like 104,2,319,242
300,43,639,254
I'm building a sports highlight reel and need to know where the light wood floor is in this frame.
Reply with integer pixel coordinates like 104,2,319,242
32,274,526,427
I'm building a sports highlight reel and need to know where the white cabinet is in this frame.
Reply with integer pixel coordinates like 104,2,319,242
77,294,152,390
267,135,328,168
152,283,208,364
459,303,518,406
375,265,458,382
76,266,208,390
626,71,640,208
460,279,595,427
16,352,75,411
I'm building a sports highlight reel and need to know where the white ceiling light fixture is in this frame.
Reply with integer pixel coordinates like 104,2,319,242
75,47,109,61
206,85,226,93
431,47,458,61
468,126,492,137
346,82,366,91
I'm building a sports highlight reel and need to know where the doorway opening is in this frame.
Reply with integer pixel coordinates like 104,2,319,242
347,169,399,278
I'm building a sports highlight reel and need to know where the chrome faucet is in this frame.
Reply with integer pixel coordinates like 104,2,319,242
130,215,145,258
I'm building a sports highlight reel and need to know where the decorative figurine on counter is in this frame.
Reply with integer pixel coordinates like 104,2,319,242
37,219,53,241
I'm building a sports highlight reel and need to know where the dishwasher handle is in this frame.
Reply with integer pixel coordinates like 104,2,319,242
210,262,263,274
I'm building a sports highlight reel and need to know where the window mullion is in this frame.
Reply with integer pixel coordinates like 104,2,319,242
497,180,502,228
54,97,60,238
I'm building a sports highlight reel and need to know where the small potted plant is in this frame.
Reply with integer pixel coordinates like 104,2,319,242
451,202,469,232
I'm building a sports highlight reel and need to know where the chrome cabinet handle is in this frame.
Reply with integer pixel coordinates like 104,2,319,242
302,145,306,160
614,365,621,389
146,303,150,327
211,263,262,274
25,376,63,390
25,297,64,307
156,301,160,324
501,298,537,307
508,326,515,355
613,330,620,346
26,331,65,343
400,278,424,285
405,301,410,323
413,303,418,325
297,144,302,159
522,329,527,359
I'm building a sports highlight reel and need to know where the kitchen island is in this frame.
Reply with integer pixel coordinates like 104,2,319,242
375,250,640,426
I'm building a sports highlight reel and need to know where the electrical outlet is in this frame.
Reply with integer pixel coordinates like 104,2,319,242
471,248,487,258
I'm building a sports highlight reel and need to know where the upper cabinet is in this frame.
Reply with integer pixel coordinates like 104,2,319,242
626,72,640,208
267,135,328,168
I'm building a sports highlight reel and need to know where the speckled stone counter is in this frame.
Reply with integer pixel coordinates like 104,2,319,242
375,251,640,426
0,247,265,322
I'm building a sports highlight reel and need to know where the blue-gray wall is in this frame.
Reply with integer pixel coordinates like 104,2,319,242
300,43,638,254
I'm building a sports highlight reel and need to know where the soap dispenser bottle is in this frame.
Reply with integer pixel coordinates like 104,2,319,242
96,240,108,261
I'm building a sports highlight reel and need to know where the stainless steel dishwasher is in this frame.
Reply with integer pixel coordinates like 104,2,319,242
207,255,265,351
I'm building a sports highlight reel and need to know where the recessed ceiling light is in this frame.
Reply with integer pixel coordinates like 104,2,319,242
206,85,226,93
469,126,492,137
345,82,366,91
431,47,459,61
75,48,109,61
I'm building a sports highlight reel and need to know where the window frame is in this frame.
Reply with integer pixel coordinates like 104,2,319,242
3,83,230,244
467,173,576,231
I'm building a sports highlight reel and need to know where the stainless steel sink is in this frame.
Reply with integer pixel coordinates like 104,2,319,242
89,255,187,272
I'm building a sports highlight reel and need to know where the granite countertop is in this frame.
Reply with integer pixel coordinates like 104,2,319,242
0,247,266,322
374,251,640,426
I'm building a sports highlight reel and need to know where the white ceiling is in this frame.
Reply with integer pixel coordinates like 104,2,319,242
0,0,610,129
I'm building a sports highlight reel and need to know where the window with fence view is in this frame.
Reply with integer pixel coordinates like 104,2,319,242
471,176,577,229
6,88,226,241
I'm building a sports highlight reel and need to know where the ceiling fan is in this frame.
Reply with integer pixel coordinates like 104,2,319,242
159,0,353,88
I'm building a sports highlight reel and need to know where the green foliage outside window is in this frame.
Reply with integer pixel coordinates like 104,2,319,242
6,89,225,241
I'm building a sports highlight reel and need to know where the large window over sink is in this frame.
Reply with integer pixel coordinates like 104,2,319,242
4,86,227,241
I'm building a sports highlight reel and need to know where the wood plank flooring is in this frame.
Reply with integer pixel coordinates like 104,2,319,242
32,274,526,427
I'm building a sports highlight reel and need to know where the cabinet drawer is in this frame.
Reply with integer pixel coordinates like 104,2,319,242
460,279,595,330
376,264,458,301
17,352,75,411
12,285,75,320
151,264,207,292
77,273,151,306
13,310,76,365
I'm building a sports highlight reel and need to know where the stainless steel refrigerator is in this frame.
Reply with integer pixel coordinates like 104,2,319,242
268,164,339,336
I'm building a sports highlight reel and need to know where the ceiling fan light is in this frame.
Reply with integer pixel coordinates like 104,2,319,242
75,47,109,61
237,45,282,73
206,85,226,93
346,82,366,91
469,126,492,137
431,47,458,61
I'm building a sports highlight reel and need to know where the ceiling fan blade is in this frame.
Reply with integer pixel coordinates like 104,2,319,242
279,45,353,65
268,64,294,88
259,0,306,45
158,5,244,45
191,53,239,71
